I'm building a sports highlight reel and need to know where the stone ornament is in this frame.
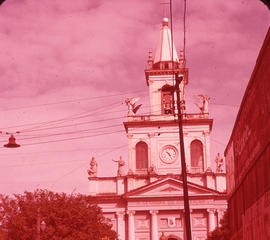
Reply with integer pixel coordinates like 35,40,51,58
88,156,97,177
112,156,125,176
125,97,142,115
215,153,224,173
194,94,210,114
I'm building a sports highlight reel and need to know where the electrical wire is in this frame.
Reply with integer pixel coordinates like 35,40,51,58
49,144,127,189
18,101,123,133
0,129,125,148
1,90,148,132
0,89,147,112
14,124,123,142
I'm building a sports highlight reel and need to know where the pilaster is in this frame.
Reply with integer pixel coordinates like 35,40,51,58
116,211,125,240
116,177,125,195
89,178,98,196
150,210,159,240
217,209,225,227
127,210,135,240
216,172,226,192
207,208,216,232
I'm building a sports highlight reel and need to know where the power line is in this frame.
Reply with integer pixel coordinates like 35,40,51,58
19,116,124,134
0,145,125,157
18,101,123,132
14,124,123,141
1,90,148,132
49,144,127,189
0,144,127,168
0,89,147,112
0,129,125,148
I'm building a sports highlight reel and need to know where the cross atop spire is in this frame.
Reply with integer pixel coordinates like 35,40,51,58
160,2,170,18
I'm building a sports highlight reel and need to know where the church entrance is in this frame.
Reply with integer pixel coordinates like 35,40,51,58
167,235,181,240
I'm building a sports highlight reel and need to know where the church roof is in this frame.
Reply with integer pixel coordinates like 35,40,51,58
154,18,179,64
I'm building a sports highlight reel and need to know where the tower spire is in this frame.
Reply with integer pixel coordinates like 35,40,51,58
154,17,179,64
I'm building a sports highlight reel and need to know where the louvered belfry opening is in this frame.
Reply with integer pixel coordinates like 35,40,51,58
190,140,204,173
136,141,148,170
161,84,174,115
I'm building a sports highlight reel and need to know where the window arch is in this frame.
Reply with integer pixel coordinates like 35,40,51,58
136,141,148,170
161,84,174,115
190,140,203,172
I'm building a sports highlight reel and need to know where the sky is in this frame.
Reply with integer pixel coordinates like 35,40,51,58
0,0,269,196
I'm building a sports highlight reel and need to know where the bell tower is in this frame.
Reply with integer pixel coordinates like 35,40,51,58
124,17,212,177
145,17,188,116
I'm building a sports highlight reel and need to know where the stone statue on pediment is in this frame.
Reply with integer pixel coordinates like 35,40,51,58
112,156,125,176
194,94,210,114
215,153,224,173
125,97,142,115
88,156,97,177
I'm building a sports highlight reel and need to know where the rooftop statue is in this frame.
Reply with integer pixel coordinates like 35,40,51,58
194,94,210,114
88,156,97,177
215,153,224,173
112,156,125,176
125,97,142,115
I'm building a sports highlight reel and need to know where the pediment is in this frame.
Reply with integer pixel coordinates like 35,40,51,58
125,177,218,198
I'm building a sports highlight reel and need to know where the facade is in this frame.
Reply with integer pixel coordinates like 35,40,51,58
224,27,270,240
89,18,227,240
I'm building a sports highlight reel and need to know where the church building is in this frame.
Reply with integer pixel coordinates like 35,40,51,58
88,17,227,240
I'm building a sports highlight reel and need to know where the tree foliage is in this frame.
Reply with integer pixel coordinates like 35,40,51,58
0,190,117,240
207,211,231,240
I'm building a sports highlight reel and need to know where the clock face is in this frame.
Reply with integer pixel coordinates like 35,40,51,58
160,145,178,164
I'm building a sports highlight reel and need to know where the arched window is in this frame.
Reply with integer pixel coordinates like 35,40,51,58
136,141,148,170
161,85,174,115
190,140,203,172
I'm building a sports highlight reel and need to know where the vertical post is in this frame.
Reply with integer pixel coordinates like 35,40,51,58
127,211,135,240
175,74,192,240
116,211,125,240
36,208,40,240
150,210,159,240
207,209,216,232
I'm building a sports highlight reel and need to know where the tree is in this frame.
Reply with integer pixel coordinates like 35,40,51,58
0,190,117,240
207,211,231,240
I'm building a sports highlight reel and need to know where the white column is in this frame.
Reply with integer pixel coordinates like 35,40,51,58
127,134,134,174
207,209,216,232
203,131,211,170
217,209,225,227
127,210,135,240
116,212,125,240
150,210,159,240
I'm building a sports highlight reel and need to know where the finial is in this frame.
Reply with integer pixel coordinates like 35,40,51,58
147,49,153,69
148,50,153,60
162,17,169,26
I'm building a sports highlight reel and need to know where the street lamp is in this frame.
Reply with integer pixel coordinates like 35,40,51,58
3,134,20,148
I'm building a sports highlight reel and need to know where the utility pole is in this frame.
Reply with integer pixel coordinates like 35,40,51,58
175,73,192,240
